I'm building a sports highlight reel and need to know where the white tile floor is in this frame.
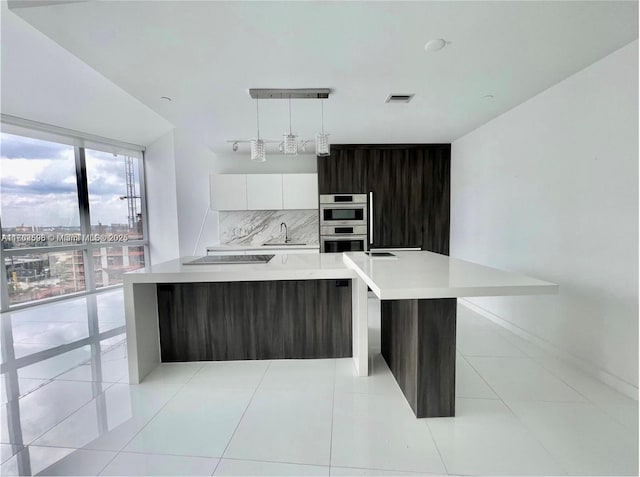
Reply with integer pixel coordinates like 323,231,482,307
0,290,637,476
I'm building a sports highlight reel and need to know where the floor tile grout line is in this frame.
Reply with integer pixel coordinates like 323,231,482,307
211,455,332,471
528,351,638,426
330,462,445,475
463,308,633,428
24,380,118,448
94,364,204,475
461,305,633,412
465,353,591,404
1,378,54,404
461,354,571,476
11,343,127,402
328,358,337,468
212,360,272,475
423,417,449,475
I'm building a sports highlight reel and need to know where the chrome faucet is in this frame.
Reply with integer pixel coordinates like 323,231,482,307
280,222,291,243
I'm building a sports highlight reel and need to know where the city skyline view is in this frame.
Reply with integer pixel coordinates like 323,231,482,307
1,131,146,306
1,132,141,228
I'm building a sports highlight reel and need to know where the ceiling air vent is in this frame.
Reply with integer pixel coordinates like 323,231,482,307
385,94,414,103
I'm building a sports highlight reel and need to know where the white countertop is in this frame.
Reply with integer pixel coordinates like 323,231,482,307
343,251,558,300
124,253,354,284
126,251,557,300
207,244,319,251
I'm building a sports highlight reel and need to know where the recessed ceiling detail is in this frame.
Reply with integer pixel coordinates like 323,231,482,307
424,38,447,53
385,94,415,104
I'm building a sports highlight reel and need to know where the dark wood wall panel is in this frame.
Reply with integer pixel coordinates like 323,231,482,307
422,147,451,255
317,148,367,194
381,297,457,418
367,148,426,249
317,144,450,254
158,280,352,362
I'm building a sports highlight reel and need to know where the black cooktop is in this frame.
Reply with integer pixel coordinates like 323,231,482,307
183,255,275,265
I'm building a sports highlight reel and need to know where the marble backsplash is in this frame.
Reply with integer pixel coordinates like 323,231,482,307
219,210,319,245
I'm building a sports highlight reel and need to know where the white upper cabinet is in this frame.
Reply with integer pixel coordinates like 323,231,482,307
246,174,283,210
282,173,319,209
211,173,318,210
210,174,247,210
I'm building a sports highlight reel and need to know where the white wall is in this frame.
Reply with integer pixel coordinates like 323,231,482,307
145,130,180,264
172,130,221,256
0,3,172,146
451,41,638,390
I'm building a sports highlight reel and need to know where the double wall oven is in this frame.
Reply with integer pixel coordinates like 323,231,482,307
319,194,368,253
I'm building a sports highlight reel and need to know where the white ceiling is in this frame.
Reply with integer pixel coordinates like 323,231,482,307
0,1,173,146
8,1,639,152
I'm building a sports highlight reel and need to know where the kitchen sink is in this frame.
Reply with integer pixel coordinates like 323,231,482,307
261,242,307,246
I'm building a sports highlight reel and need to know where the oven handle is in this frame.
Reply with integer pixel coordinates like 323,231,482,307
369,191,374,245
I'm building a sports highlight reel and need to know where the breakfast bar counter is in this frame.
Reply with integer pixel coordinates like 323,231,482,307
343,251,558,417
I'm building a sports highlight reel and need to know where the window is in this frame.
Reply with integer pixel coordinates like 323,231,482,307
0,126,148,310
0,133,80,249
85,149,143,240
5,250,86,306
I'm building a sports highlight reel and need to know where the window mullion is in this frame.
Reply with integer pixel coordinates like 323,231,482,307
138,151,150,266
75,146,96,292
0,216,11,312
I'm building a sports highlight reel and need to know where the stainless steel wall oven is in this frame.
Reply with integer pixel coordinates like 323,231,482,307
319,194,368,253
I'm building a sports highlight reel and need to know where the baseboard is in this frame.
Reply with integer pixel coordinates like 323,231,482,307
458,298,639,401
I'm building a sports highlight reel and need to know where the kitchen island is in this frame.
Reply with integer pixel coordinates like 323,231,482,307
124,251,557,418
343,251,558,417
124,253,368,384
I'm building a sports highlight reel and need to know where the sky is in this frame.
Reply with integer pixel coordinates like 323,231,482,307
0,133,140,229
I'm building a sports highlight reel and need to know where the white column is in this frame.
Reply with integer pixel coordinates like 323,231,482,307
351,276,369,376
124,280,160,384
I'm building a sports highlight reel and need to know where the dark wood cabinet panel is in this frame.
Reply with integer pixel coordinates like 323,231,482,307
317,144,451,254
317,147,367,194
158,280,352,362
367,148,425,249
422,147,451,255
381,298,457,418
283,279,352,358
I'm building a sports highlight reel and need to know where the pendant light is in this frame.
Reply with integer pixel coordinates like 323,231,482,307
251,97,265,162
283,95,298,155
315,99,330,157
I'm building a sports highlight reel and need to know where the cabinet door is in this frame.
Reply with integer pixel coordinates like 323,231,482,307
366,148,424,249
317,147,367,194
282,174,318,209
422,146,451,255
246,174,283,210
210,174,247,210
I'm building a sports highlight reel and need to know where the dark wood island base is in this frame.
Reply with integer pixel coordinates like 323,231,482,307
381,298,457,418
157,279,353,362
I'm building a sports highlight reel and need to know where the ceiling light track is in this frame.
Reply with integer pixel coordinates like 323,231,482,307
229,139,315,154
231,88,332,161
249,88,331,99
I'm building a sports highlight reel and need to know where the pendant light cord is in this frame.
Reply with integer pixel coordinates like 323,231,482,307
256,98,260,139
288,95,292,135
321,100,325,134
